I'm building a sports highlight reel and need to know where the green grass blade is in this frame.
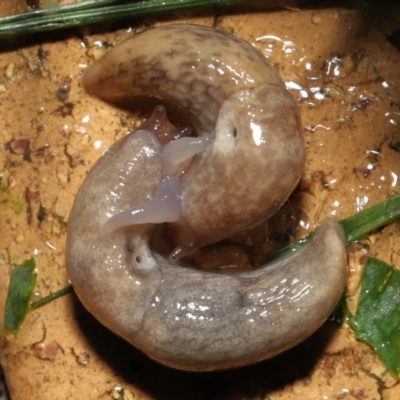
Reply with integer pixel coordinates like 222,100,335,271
0,0,266,39
266,195,400,263
30,284,73,310
340,195,400,243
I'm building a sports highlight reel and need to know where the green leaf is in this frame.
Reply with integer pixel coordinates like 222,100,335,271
3,258,37,336
348,257,400,377
266,194,400,262
2,257,72,336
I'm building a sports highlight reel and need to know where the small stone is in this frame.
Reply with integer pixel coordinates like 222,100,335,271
312,15,321,24
5,63,15,79
15,235,25,244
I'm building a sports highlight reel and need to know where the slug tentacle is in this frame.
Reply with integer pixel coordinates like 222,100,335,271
101,176,182,235
66,24,347,371
161,136,211,177
140,104,192,145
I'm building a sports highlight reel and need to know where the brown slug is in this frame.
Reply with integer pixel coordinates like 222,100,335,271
66,24,347,371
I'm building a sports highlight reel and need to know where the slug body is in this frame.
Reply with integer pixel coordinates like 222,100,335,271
82,24,305,258
66,24,347,371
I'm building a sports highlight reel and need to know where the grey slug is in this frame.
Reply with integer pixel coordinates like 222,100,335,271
66,24,347,371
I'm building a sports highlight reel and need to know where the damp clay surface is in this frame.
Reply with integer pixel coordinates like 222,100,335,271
0,5,400,400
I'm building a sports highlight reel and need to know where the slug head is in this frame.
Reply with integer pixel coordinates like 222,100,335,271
167,83,305,259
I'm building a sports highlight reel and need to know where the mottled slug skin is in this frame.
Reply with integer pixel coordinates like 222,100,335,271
83,24,305,257
66,120,347,370
83,24,283,135
67,24,347,371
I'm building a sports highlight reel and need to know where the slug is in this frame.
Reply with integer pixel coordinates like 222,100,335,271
66,24,347,371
